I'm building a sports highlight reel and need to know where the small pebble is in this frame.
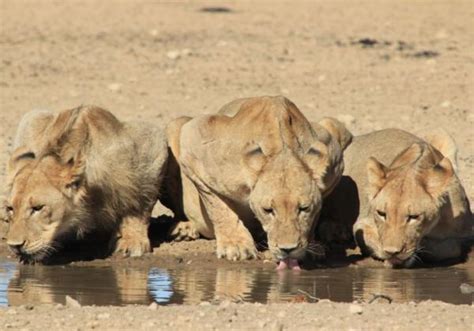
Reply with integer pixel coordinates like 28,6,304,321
6,308,17,315
107,83,122,92
65,295,81,308
148,302,159,310
97,313,110,320
440,100,451,108
459,283,474,294
337,114,356,126
349,304,363,315
166,50,181,60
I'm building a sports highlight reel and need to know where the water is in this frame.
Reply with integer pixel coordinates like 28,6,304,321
0,261,472,307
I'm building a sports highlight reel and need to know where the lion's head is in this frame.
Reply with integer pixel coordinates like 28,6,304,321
364,142,456,266
242,103,352,262
4,148,87,262
248,148,322,261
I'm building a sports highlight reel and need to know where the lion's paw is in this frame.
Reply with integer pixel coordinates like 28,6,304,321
168,221,200,242
115,234,151,257
216,236,257,261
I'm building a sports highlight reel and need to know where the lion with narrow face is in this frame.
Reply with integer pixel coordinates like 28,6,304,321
320,129,473,267
3,106,168,263
163,96,352,267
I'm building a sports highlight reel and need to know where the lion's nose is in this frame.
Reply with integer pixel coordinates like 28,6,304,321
8,240,25,253
278,244,298,255
383,246,402,256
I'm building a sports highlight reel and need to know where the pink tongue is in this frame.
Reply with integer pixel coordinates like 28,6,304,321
276,258,301,271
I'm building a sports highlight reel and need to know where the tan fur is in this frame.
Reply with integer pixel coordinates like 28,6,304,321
3,106,168,262
166,96,351,261
320,128,472,267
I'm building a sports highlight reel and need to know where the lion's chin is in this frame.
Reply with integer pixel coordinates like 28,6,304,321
15,245,56,264
384,253,417,268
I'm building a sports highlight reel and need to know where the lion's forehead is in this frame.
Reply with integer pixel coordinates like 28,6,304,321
378,174,434,216
228,101,316,150
11,170,63,207
261,162,314,190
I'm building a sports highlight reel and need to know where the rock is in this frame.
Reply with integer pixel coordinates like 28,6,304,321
181,48,192,56
440,100,451,108
258,321,267,328
87,321,100,329
349,304,363,315
97,313,110,320
65,295,81,308
337,114,356,126
166,50,181,60
107,83,122,92
148,302,159,310
459,283,474,294
270,322,284,331
219,300,232,308
6,308,17,315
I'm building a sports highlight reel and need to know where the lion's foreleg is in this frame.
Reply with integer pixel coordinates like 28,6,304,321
198,189,257,261
114,214,151,257
353,217,383,259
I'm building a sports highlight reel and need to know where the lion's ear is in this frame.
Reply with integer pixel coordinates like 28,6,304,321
303,141,332,192
423,157,454,199
166,116,192,159
8,146,36,177
366,157,388,199
317,117,353,151
422,128,458,172
64,152,86,191
242,143,267,174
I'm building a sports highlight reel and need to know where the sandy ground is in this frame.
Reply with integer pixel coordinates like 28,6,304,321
1,301,473,331
0,0,473,330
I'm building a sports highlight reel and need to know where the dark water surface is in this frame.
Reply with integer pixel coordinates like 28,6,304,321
0,261,472,306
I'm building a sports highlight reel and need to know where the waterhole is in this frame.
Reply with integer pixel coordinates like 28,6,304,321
0,260,472,306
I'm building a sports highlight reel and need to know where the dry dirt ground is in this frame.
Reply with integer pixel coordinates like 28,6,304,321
0,0,473,330
1,301,473,331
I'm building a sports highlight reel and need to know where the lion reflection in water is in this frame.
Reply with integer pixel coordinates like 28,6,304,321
6,264,472,306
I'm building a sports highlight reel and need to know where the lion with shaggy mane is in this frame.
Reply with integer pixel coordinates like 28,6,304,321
3,106,168,262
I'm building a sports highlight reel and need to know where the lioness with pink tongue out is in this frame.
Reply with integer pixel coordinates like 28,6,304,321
163,96,352,269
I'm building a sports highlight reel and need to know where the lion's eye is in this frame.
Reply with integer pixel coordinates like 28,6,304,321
31,205,44,213
298,205,310,213
376,210,386,219
67,180,81,190
6,206,13,214
407,214,420,222
263,207,274,215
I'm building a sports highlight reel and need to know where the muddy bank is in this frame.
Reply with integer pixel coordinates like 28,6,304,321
1,301,473,331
